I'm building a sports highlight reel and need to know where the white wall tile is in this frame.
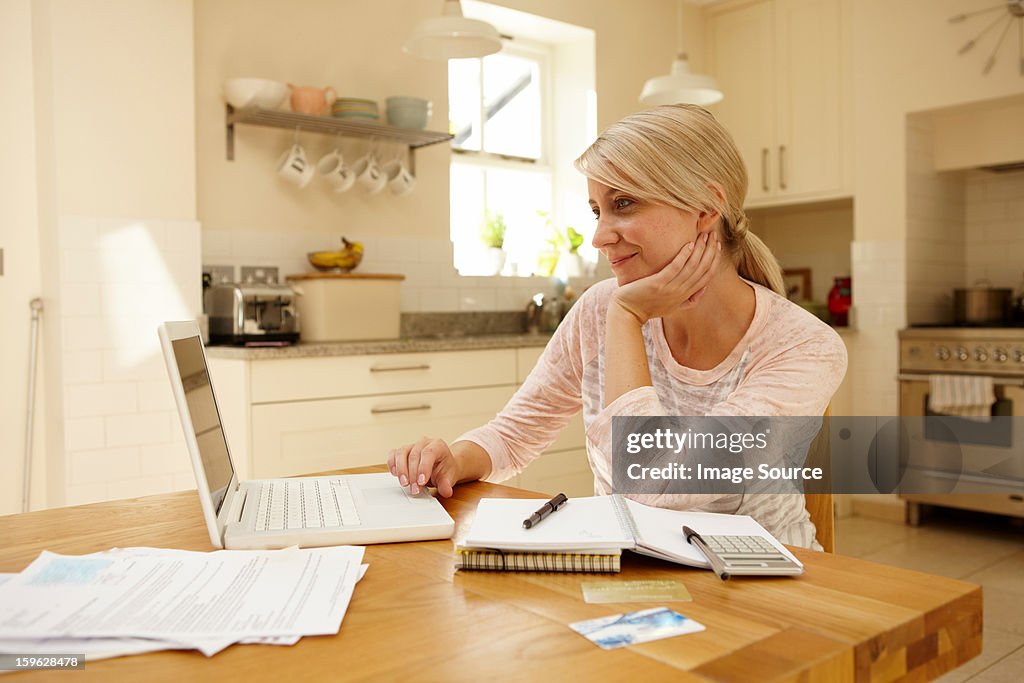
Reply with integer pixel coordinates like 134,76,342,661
459,289,497,312
137,379,175,412
105,412,172,448
65,483,110,507
63,351,103,385
140,443,192,476
69,446,141,486
62,317,109,351
64,383,137,418
419,287,459,312
65,417,105,452
106,475,175,501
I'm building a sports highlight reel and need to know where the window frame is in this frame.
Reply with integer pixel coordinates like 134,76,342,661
448,38,558,277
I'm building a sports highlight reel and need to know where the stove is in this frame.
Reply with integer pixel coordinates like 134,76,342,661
900,327,1024,377
897,327,1024,522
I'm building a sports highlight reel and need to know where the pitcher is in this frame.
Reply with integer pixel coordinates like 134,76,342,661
288,84,337,116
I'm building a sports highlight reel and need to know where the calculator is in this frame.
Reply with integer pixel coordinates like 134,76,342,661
687,531,804,578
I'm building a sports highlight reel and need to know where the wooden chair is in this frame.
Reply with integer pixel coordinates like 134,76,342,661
804,408,834,552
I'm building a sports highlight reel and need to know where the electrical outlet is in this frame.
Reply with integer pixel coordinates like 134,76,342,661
240,265,279,285
202,264,235,285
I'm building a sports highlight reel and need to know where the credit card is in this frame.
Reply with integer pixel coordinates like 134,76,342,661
581,579,692,604
569,607,705,650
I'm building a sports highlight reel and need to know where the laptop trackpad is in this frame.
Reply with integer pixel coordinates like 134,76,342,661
360,486,414,507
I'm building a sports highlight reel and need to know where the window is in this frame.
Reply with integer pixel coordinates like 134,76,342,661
449,43,555,276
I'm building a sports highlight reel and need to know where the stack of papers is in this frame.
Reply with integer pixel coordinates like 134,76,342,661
0,545,367,661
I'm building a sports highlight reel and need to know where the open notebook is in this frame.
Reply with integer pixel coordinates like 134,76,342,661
461,495,803,572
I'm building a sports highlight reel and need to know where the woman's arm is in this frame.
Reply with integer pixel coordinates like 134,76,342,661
605,234,719,406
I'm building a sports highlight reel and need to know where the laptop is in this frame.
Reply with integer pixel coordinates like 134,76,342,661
158,320,455,550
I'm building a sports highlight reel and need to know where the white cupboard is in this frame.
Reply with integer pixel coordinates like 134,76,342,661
208,346,594,497
705,0,851,207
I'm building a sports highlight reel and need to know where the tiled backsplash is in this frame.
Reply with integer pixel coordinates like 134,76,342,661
58,215,202,506
965,168,1024,288
201,229,606,314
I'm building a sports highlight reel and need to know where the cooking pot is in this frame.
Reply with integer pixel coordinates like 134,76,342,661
953,281,1011,325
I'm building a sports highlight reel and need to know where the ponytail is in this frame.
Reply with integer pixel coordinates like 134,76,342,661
724,213,785,296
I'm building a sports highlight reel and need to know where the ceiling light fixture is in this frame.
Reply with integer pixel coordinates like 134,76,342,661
403,0,502,61
639,0,723,107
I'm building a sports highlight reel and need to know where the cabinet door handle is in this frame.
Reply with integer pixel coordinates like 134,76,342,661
779,145,787,190
370,403,432,415
761,148,770,192
369,363,431,373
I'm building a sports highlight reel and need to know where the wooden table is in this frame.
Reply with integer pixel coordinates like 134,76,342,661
0,469,982,682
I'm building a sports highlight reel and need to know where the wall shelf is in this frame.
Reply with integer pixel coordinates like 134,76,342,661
224,105,453,168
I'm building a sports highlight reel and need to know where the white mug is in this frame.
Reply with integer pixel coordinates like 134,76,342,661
381,159,415,196
317,150,355,193
276,143,313,188
351,154,386,194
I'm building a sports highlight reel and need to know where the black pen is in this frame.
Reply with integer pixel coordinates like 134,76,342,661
683,525,730,581
522,493,568,529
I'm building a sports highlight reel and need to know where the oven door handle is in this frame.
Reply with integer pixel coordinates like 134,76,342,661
897,373,1024,387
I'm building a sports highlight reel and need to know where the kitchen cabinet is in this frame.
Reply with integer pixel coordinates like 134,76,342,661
705,0,851,207
208,346,593,496
506,347,593,497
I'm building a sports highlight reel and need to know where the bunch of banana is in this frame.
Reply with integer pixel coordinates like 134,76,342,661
308,237,364,272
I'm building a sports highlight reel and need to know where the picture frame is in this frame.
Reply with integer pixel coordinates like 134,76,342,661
782,268,812,302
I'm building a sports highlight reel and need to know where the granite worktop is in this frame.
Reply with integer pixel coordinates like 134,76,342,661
203,311,555,359
203,332,552,360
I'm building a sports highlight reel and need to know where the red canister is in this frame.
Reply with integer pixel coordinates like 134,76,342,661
828,277,851,327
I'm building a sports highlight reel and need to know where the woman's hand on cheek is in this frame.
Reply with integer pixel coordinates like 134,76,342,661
611,232,720,324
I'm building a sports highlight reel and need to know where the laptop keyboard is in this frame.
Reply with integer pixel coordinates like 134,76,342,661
254,479,361,531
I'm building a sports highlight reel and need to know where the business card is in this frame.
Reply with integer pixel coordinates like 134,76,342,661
581,580,692,604
569,607,705,650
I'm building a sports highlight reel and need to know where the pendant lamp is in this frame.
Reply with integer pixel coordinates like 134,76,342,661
639,0,723,107
403,0,502,60
639,53,724,106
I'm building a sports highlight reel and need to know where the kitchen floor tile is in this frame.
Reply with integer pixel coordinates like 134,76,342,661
935,629,1024,683
834,516,916,557
983,588,1024,636
858,531,1021,580
968,644,1024,683
964,551,1024,596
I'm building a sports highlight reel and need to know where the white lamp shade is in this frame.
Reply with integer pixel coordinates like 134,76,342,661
403,1,502,60
639,57,723,107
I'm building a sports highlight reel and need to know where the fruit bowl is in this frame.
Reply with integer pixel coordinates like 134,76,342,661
307,237,364,272
307,253,362,273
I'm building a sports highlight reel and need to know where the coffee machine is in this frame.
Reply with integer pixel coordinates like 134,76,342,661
207,281,300,345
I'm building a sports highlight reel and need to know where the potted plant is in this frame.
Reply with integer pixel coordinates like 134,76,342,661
479,210,506,275
561,226,585,277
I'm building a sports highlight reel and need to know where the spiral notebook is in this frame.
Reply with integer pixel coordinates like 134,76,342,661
460,495,802,572
455,547,621,573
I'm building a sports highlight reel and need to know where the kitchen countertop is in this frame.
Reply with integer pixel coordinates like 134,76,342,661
203,332,553,359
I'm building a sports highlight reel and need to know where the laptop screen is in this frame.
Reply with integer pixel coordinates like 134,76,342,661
171,335,235,514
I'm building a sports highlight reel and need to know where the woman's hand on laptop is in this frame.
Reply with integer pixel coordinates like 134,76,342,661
387,438,492,498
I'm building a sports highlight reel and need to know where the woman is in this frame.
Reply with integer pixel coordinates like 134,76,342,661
387,104,847,547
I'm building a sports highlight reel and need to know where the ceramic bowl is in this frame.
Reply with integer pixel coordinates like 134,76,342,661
224,78,288,109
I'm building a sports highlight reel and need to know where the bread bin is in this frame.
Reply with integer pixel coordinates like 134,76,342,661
286,273,404,342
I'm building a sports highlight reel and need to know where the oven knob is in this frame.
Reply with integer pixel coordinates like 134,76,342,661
993,348,1008,362
955,346,969,361
1015,350,1024,363
973,347,988,362
935,346,951,361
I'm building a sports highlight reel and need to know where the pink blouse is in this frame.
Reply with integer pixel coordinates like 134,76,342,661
458,278,848,547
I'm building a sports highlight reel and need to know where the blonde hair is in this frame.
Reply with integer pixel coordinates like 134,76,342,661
574,104,784,295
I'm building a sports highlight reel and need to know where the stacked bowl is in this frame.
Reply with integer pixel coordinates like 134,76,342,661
331,98,380,121
386,97,432,130
224,78,289,109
